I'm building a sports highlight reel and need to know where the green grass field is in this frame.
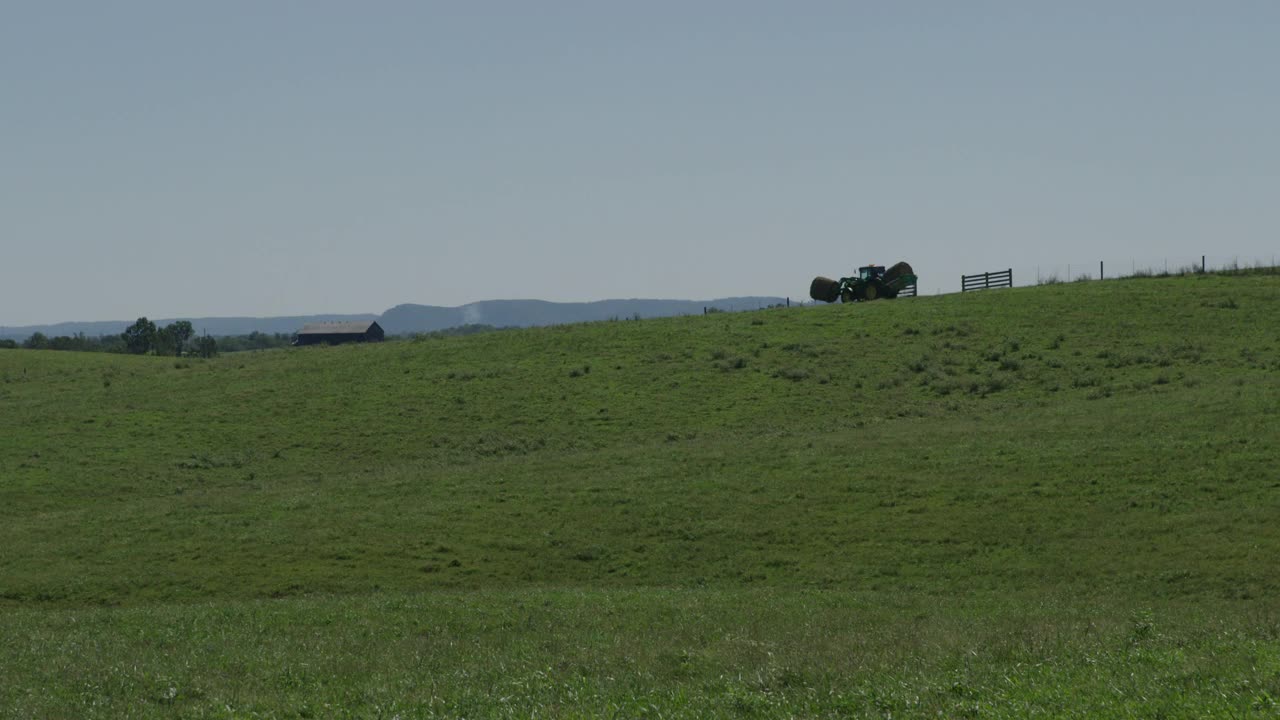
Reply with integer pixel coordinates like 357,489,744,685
3,274,1279,717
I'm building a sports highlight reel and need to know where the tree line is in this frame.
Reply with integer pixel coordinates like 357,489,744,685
0,317,282,357
1,322,502,355
119,318,217,357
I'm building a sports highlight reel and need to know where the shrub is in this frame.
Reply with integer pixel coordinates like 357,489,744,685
713,357,748,372
774,367,809,382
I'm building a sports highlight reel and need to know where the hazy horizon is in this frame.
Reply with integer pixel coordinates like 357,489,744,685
4,2,1277,326
0,293,792,333
0,295,797,341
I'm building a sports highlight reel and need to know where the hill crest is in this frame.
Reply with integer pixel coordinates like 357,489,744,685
1,296,786,340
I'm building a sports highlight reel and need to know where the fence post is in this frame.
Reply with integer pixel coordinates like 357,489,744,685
1100,260,1104,280
1202,255,1206,273
984,271,990,289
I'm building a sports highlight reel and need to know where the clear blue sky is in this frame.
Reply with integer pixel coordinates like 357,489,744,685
3,2,1277,325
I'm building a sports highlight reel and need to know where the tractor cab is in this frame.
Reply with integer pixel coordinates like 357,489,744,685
858,265,886,281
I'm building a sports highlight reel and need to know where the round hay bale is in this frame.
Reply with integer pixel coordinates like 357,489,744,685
883,262,914,284
810,276,841,302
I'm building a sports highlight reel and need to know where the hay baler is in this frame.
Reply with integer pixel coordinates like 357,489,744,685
809,262,916,303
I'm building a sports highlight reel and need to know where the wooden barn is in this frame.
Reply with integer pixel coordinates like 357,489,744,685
293,320,385,346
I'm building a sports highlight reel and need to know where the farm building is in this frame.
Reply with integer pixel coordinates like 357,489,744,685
293,320,385,346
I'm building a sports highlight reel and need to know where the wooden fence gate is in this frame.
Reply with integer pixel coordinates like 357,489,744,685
961,269,1013,292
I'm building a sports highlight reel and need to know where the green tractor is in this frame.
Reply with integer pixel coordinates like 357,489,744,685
810,262,917,303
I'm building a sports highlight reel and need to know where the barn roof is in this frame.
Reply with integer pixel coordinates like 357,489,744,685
297,320,382,335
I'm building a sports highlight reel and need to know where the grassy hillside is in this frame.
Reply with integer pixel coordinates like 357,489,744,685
2,273,1279,716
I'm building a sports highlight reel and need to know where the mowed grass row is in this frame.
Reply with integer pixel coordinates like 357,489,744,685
3,589,1279,719
0,385,1277,604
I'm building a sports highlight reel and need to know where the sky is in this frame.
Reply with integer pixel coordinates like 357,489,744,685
2,1,1278,325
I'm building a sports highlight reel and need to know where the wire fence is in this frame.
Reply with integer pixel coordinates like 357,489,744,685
1028,254,1279,286
798,253,1277,304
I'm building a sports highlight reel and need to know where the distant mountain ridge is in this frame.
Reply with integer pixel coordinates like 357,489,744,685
378,297,786,335
1,297,787,340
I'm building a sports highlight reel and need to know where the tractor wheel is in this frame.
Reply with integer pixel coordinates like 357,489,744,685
810,276,841,303
861,282,879,301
